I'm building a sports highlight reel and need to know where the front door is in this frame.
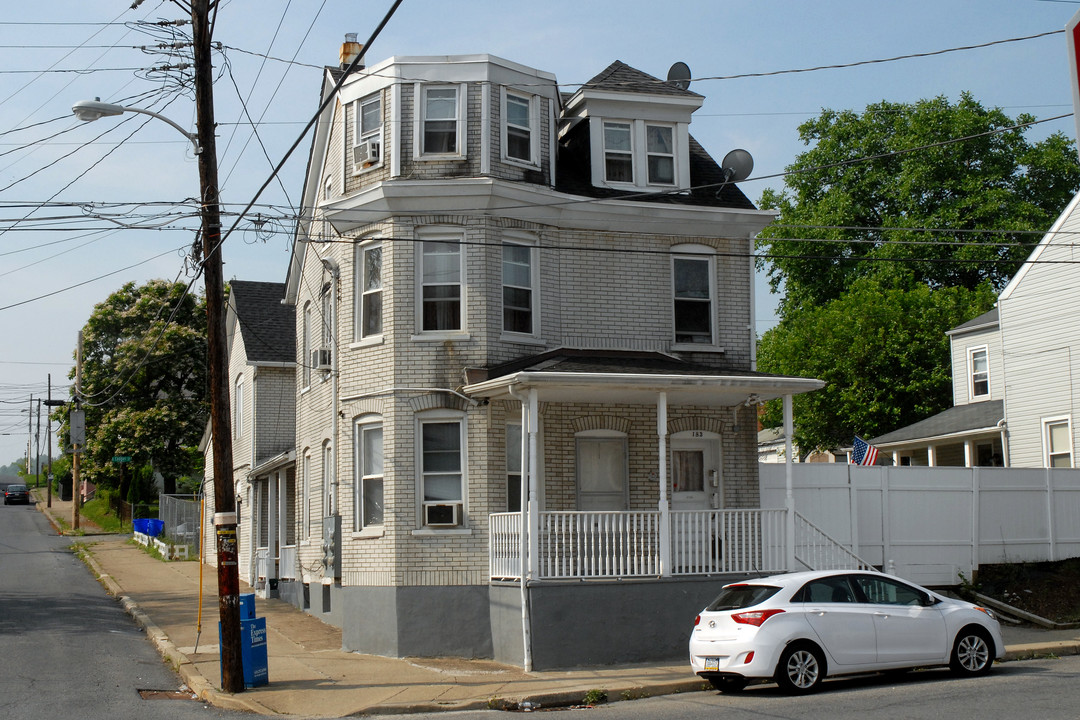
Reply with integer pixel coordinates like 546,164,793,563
670,432,720,571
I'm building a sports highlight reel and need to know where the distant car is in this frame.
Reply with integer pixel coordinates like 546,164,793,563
3,484,30,505
689,569,1004,694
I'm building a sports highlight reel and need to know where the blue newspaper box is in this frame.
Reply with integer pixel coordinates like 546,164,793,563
219,617,269,688
239,593,256,620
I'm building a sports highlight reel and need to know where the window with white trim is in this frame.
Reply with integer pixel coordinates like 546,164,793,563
672,247,715,345
302,302,312,387
645,124,675,185
502,239,536,335
233,375,244,439
354,240,382,340
322,441,335,517
355,418,384,530
1045,418,1073,468
502,90,535,164
969,346,989,399
352,92,382,172
418,412,465,526
418,234,463,332
506,422,522,512
420,85,465,156
576,431,628,511
603,121,633,183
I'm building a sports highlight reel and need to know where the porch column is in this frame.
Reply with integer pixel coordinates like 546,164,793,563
784,394,796,571
658,391,671,577
268,471,278,581
527,388,540,578
928,444,938,467
964,439,974,467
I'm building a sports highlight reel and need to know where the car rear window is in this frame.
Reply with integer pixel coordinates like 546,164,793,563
705,584,781,611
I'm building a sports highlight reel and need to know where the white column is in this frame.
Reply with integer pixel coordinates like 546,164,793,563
657,392,670,578
527,388,540,578
928,444,938,467
784,394,796,571
964,439,974,467
268,471,278,581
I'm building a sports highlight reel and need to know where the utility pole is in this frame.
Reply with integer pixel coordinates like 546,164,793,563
34,396,41,488
27,394,32,481
190,0,243,693
72,332,82,530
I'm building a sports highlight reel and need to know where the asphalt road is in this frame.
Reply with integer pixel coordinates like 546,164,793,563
0,491,250,720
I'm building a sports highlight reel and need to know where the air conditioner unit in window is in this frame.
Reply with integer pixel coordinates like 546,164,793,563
424,502,462,527
352,137,381,167
312,347,332,371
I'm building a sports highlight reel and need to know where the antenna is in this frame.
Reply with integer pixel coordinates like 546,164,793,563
666,62,691,91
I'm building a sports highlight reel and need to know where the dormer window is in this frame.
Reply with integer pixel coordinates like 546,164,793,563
603,121,633,183
505,93,532,162
646,125,675,185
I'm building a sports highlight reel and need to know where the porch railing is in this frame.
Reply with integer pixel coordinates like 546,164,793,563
490,508,790,581
255,546,270,580
793,512,875,571
280,544,298,580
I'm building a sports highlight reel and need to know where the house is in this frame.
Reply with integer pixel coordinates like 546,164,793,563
871,191,1080,469
266,40,826,670
201,280,297,594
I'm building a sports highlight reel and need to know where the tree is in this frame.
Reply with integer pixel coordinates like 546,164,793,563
72,280,208,495
758,94,1080,316
758,279,997,452
755,94,1080,451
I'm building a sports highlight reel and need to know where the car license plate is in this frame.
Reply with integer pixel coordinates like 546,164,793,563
704,657,719,672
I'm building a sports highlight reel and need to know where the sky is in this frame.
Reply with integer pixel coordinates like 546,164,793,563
1,0,1079,465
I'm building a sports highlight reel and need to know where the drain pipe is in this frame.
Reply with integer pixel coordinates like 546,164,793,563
507,384,533,672
321,257,341,521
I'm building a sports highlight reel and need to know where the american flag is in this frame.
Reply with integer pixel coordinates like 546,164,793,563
851,436,879,466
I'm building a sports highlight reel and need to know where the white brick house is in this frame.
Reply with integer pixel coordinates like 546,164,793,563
279,46,823,669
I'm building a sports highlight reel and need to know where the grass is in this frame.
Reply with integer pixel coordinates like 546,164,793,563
78,498,125,533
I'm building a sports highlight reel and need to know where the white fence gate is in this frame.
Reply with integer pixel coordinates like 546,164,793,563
760,464,1080,586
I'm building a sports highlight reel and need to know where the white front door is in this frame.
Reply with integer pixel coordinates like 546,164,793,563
670,432,721,572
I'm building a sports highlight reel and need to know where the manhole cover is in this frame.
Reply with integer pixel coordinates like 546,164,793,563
138,689,198,701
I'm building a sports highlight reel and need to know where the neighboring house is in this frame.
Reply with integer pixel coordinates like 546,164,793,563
201,280,297,595
274,41,825,669
758,427,840,463
872,191,1080,469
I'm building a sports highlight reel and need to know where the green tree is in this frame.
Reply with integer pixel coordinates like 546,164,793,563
71,280,208,495
758,279,997,452
756,94,1080,450
758,94,1080,316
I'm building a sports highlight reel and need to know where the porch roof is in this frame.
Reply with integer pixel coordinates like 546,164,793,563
869,400,1004,448
463,349,824,406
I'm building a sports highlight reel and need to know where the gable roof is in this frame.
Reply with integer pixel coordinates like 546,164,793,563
582,60,703,98
229,280,295,365
946,307,998,336
870,400,1003,446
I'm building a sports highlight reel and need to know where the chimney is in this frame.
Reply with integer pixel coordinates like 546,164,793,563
340,33,364,70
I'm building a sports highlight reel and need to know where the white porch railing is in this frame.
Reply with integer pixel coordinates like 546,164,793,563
491,509,795,581
255,546,270,580
793,512,875,572
280,544,298,580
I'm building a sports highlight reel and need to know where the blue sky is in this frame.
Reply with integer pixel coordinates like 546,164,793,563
1,0,1078,462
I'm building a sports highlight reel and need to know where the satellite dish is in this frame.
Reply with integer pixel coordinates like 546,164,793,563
666,61,691,91
721,149,754,183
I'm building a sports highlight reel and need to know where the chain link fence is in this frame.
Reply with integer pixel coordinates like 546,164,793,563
157,494,202,556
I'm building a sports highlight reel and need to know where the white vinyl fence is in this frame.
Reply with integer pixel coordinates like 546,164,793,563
761,464,1080,586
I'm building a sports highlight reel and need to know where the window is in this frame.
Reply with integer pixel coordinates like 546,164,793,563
852,575,931,606
507,423,522,512
302,303,312,387
503,91,533,163
646,124,675,185
419,415,464,525
419,238,463,332
576,432,628,511
352,93,382,171
672,250,715,345
355,241,382,340
969,347,989,398
302,451,312,538
502,241,535,335
233,375,244,439
323,441,335,517
355,419,384,530
422,86,460,155
1045,418,1073,468
320,282,333,348
603,121,633,183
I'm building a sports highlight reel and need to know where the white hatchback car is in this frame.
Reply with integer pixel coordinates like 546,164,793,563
689,569,1004,694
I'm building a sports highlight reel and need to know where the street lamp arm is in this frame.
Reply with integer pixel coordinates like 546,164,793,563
71,99,201,154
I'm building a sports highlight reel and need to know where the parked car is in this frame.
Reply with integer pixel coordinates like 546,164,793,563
3,484,30,505
689,569,1004,694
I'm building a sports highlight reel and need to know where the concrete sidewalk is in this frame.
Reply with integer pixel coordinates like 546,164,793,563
33,492,1080,717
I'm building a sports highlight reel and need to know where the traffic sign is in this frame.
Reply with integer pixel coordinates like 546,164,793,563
112,455,132,463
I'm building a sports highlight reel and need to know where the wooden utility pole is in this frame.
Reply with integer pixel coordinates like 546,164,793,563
72,332,82,530
190,0,243,693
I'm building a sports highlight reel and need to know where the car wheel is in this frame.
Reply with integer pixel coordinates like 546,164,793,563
708,676,748,693
775,642,826,694
950,626,993,676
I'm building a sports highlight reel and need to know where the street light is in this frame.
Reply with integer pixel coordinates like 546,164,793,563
72,99,201,153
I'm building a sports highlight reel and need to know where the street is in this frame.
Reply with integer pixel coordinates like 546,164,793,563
0,491,249,720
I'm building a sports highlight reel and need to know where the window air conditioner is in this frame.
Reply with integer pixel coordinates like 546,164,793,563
312,347,332,371
424,502,462,527
352,137,381,167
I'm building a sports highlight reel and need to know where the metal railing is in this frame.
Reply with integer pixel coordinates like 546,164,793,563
793,512,875,572
158,494,201,555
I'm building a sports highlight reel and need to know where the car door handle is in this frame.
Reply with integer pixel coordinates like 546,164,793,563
874,612,889,619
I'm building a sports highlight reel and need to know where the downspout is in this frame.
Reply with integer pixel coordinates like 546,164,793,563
658,392,671,577
321,258,341,525
998,419,1010,467
783,394,795,571
507,384,533,672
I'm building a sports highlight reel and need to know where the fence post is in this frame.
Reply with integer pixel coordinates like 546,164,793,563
1047,468,1056,562
971,467,980,577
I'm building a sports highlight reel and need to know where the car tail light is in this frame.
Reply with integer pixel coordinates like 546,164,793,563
693,615,701,627
743,651,755,664
731,609,785,627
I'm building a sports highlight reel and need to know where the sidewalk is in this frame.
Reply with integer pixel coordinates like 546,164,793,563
34,492,1080,717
